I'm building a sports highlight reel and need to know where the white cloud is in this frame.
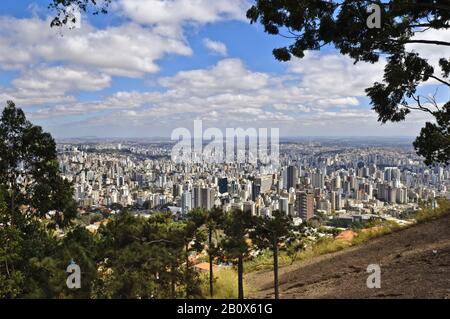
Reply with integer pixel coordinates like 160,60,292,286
13,66,111,93
288,52,385,96
0,87,76,107
408,29,450,67
116,0,249,27
27,53,438,137
0,17,192,77
203,38,228,56
0,65,111,107
29,57,377,127
159,58,269,93
407,29,450,86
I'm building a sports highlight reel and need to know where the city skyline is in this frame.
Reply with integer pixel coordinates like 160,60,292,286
0,0,448,138
0,1,449,302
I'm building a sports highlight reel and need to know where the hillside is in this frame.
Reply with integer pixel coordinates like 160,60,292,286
248,215,450,299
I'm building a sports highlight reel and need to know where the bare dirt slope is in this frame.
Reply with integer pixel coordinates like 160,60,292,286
247,215,450,299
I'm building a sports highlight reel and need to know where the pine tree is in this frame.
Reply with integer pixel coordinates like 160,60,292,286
222,209,255,299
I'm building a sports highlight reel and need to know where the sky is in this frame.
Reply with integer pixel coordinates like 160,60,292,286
0,0,448,138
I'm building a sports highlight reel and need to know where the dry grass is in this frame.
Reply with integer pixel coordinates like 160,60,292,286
200,267,253,299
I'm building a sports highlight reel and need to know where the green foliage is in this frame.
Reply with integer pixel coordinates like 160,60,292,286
413,102,450,165
244,250,293,273
200,268,244,299
0,102,98,298
93,211,204,299
221,209,255,299
247,0,450,165
0,101,77,227
49,0,111,27
414,197,450,222
222,210,254,260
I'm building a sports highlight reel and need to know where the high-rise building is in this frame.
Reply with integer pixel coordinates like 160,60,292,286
296,191,314,221
334,175,341,190
243,201,256,215
218,177,228,194
181,191,192,214
201,187,215,211
331,191,337,210
279,197,289,215
286,165,298,190
251,183,261,201
254,175,272,194
193,186,202,208
312,171,324,189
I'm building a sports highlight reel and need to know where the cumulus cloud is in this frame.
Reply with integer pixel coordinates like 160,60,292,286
407,29,450,87
116,0,249,27
203,38,228,56
0,65,111,107
29,56,384,131
0,2,441,137
0,17,192,77
159,59,268,93
0,89,75,107
288,52,385,96
13,66,111,93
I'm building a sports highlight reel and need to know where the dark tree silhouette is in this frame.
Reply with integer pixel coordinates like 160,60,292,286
247,0,450,165
49,0,112,27
0,101,89,298
222,209,254,299
0,101,77,228
204,207,225,298
253,211,295,299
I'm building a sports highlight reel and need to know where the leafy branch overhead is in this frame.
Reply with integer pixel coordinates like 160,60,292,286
247,0,450,165
48,0,449,165
49,0,112,27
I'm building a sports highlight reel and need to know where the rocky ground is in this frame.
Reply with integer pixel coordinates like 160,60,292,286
247,215,450,299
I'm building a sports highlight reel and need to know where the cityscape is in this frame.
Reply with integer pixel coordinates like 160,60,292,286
58,138,447,229
0,0,449,308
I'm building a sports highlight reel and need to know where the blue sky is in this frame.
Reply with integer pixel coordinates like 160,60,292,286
0,0,448,138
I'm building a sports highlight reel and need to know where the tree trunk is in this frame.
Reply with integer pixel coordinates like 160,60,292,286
208,226,214,298
10,182,16,226
185,243,189,298
237,254,244,299
273,237,279,299
171,262,176,299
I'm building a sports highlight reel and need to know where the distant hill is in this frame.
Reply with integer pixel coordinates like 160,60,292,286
248,214,450,299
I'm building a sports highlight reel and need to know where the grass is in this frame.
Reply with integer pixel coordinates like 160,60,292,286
414,198,450,223
243,199,450,274
207,198,450,298
243,221,398,274
245,251,293,273
200,267,253,299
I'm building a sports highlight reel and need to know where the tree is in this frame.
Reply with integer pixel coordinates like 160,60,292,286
204,207,225,298
0,101,77,228
247,0,450,165
97,212,160,298
0,188,24,298
413,101,450,165
58,226,99,298
222,209,255,299
253,210,294,299
49,0,112,27
183,209,207,298
0,101,83,298
95,211,205,299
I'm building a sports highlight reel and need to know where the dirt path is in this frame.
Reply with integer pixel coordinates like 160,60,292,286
247,215,450,299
